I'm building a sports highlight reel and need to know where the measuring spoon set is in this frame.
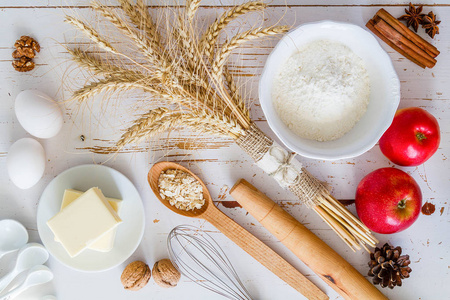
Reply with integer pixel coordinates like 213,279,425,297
0,219,54,300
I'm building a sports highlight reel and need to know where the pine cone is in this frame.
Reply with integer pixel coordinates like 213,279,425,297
368,243,411,289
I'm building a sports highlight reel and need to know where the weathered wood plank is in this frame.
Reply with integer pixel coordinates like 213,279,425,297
3,0,450,7
0,2,448,300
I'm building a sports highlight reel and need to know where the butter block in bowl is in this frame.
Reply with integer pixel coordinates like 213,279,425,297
54,189,122,252
47,187,122,258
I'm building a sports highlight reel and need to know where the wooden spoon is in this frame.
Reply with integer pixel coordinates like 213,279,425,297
148,161,328,300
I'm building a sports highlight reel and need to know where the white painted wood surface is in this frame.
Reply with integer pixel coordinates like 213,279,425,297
0,1,449,299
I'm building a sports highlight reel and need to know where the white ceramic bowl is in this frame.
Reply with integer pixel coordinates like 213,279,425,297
259,21,400,160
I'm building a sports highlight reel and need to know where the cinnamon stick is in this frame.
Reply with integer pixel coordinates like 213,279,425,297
376,8,439,58
373,17,436,68
366,19,426,68
366,9,439,68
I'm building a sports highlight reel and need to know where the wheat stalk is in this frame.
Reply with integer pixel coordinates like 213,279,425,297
90,2,210,112
65,16,118,54
223,65,249,119
136,0,162,46
65,1,378,252
117,107,175,148
186,0,201,21
118,0,167,63
118,0,158,42
130,107,170,125
121,114,185,148
208,25,288,128
116,109,241,152
71,77,145,102
212,26,289,80
172,17,201,73
200,1,267,61
91,2,159,65
68,48,145,80
66,0,280,148
68,48,120,75
189,111,244,138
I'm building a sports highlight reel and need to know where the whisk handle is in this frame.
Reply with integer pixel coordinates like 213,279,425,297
230,179,387,300
203,206,328,300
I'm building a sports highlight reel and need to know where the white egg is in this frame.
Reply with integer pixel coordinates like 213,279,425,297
7,138,46,190
15,90,63,139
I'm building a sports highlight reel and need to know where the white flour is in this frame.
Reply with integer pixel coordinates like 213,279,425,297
272,40,370,141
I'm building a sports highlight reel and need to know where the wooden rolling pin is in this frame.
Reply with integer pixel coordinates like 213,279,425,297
230,179,387,300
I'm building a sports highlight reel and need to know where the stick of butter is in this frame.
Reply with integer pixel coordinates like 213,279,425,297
47,187,122,257
54,189,122,252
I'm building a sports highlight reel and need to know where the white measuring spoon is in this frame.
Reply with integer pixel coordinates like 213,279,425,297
0,243,49,293
0,220,28,260
0,265,53,300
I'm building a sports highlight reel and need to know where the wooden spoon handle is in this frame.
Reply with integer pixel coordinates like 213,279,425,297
230,179,388,300
203,207,328,300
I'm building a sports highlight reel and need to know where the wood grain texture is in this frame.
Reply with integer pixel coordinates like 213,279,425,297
4,0,450,7
0,1,448,300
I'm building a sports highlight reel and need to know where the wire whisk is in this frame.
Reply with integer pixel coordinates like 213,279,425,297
167,225,252,300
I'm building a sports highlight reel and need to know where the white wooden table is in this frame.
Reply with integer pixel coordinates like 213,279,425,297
0,1,449,299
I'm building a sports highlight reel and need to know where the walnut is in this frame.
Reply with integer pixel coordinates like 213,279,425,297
14,36,40,54
12,57,35,72
120,261,151,291
12,47,35,59
12,36,40,72
152,259,181,288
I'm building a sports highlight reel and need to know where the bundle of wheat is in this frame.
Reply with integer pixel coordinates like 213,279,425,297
65,0,378,251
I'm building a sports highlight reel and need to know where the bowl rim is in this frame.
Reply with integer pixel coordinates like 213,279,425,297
258,20,401,160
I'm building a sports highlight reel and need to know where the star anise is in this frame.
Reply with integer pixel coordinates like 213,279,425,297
398,3,425,32
422,11,440,38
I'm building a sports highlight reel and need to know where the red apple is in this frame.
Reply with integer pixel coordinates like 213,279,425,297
379,107,440,166
355,168,422,234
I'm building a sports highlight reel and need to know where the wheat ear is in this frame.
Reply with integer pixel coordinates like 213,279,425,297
117,107,174,148
117,109,242,151
172,20,201,73
71,77,145,102
68,48,120,75
223,65,249,119
118,0,157,40
130,107,170,125
186,0,201,21
65,16,118,54
67,48,143,80
189,111,244,138
212,26,289,80
118,0,162,47
200,1,267,61
91,2,159,65
118,0,167,62
142,83,207,113
136,0,162,46
92,2,207,99
116,113,197,150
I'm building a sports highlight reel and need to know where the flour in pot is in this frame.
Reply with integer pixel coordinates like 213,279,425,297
272,40,370,141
